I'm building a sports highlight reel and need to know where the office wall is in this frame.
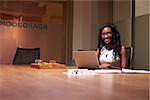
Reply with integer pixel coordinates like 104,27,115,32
113,0,132,47
73,0,113,51
0,1,66,64
73,0,132,50
134,0,150,70
113,0,150,69
73,0,91,51
91,1,113,49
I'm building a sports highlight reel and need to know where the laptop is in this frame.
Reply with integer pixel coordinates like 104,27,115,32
73,51,100,69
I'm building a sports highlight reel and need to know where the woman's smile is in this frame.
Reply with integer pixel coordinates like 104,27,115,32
104,38,111,44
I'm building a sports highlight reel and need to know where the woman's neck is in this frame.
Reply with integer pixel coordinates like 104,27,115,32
105,44,113,50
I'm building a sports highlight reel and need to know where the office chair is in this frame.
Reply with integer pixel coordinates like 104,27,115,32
77,49,97,51
126,47,133,69
13,48,40,64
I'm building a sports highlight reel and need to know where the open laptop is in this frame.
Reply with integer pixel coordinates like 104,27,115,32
73,51,100,69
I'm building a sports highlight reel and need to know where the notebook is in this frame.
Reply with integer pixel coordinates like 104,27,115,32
73,51,100,69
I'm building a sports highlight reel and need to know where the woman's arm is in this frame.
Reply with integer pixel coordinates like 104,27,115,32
121,46,127,69
96,48,99,56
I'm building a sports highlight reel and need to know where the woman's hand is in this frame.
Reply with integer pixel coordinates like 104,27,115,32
99,63,111,69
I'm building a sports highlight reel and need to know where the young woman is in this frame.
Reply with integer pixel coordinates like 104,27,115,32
97,23,127,69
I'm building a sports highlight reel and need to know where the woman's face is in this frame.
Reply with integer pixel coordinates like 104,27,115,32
101,27,113,44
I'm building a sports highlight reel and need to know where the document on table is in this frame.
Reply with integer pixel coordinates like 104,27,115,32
95,69,150,74
95,69,121,73
121,69,150,74
64,69,150,75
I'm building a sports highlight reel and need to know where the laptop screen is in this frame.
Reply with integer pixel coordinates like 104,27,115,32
73,51,100,69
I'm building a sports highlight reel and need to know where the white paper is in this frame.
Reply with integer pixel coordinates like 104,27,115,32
121,69,150,74
95,69,122,74
64,69,150,75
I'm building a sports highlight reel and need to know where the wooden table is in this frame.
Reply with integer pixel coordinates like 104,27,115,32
0,64,149,100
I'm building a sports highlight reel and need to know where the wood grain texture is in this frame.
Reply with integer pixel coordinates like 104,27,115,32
0,64,149,100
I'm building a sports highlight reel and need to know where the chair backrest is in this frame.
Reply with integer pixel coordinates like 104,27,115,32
78,49,97,51
126,47,133,68
13,48,40,64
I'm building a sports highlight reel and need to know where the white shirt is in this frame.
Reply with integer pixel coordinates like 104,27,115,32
99,46,120,67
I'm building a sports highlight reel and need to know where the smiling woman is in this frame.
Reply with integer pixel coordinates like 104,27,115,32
97,23,127,69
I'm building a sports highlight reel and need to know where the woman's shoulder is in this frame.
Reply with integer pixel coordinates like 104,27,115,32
121,46,126,54
121,46,125,49
121,46,126,51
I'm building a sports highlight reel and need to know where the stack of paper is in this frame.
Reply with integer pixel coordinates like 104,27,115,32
95,69,150,74
121,69,150,74
64,69,150,75
95,69,121,73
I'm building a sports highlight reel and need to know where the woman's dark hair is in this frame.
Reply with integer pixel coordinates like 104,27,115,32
97,23,121,60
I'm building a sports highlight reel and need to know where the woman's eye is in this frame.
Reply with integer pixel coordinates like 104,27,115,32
102,32,112,36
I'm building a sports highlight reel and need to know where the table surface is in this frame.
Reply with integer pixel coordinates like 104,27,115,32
0,64,149,100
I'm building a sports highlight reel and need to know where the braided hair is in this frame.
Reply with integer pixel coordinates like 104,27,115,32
97,23,121,61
